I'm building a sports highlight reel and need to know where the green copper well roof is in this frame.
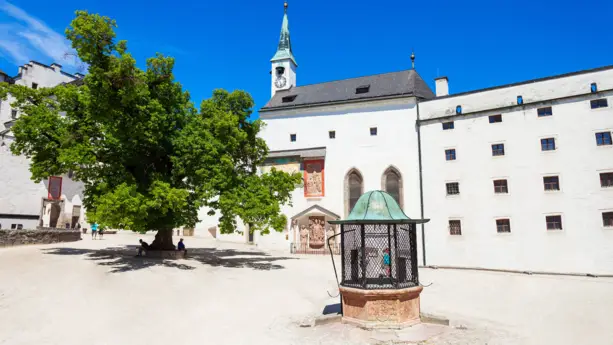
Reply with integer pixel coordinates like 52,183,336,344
329,190,429,224
271,3,297,65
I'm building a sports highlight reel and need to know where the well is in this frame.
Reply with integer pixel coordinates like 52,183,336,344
328,190,429,329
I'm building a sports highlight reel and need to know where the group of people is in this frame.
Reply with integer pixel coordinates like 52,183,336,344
90,223,104,239
136,238,187,257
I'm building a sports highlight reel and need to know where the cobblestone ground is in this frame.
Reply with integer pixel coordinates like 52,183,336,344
1,232,612,345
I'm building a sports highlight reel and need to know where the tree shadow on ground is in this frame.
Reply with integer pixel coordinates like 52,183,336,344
43,246,296,273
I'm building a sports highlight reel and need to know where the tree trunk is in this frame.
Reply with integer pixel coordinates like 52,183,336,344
149,228,175,250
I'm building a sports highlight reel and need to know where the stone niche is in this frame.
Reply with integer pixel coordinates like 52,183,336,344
339,285,423,329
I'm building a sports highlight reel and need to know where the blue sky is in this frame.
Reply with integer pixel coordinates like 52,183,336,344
1,0,612,119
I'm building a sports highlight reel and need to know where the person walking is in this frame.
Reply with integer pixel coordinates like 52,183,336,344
91,223,98,239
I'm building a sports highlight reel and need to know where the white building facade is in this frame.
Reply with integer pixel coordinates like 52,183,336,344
198,4,613,275
0,62,86,230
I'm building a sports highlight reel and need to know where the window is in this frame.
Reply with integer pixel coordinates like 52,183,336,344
281,95,297,103
595,132,612,146
446,182,460,195
541,138,556,151
591,83,598,93
11,110,17,119
517,95,523,105
355,85,370,94
546,215,563,230
449,220,462,235
590,98,608,109
290,133,296,142
456,105,462,114
442,121,454,130
32,82,38,89
329,130,335,139
537,107,553,117
370,127,377,136
347,170,363,214
491,144,505,156
493,179,508,194
543,176,560,191
603,212,613,227
11,224,22,229
383,169,401,206
496,219,511,233
600,173,613,188
445,149,456,161
489,114,502,123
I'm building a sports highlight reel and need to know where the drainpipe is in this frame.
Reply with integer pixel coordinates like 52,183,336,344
415,100,427,266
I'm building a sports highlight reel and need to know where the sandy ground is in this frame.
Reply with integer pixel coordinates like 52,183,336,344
1,232,612,345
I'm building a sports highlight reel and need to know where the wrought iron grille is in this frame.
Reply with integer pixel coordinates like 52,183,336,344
340,223,419,290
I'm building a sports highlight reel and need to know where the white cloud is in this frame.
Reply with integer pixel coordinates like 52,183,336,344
0,1,81,69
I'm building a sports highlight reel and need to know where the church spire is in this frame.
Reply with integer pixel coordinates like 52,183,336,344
271,1,297,66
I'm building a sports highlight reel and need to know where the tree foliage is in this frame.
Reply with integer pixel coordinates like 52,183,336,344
0,11,301,249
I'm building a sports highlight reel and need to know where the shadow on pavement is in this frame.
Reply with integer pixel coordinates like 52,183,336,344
42,246,296,273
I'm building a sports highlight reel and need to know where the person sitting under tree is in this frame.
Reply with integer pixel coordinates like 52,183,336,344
177,238,187,257
136,239,149,257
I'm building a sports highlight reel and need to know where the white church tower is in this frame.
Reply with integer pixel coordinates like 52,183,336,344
271,2,297,97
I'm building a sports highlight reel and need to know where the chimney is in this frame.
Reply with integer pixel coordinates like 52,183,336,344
18,66,23,75
51,63,62,73
435,76,449,97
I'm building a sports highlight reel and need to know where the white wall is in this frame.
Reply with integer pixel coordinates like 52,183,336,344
420,76,613,274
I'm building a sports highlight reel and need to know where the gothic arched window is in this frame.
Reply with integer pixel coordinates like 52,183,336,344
382,166,403,209
344,169,364,217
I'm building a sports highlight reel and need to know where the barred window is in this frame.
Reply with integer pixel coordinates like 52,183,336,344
543,176,560,191
595,132,612,146
446,182,460,195
449,220,462,235
493,179,508,194
546,215,563,230
600,173,613,188
496,219,511,233
491,143,505,156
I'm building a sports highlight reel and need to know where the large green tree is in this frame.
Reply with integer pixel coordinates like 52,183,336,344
0,11,301,250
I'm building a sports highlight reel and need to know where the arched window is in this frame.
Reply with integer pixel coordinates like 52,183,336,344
344,169,364,217
382,166,403,209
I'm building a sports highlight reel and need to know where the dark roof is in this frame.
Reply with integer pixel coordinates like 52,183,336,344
261,69,434,112
423,64,613,102
291,204,340,220
267,146,326,159
65,78,84,86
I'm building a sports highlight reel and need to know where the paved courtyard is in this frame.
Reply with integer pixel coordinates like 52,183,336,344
1,232,612,345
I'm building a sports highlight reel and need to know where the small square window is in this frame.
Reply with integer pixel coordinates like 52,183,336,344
329,130,336,139
590,98,608,109
493,179,508,194
600,172,613,188
442,121,454,130
355,85,370,94
17,224,23,230
445,149,456,161
32,83,38,89
543,176,560,191
603,212,613,227
537,107,553,117
546,215,563,230
541,138,556,151
11,110,17,119
446,182,460,195
489,114,502,123
491,144,505,156
290,134,296,142
449,220,462,235
496,219,511,233
282,95,297,103
370,127,377,136
11,224,17,229
595,132,612,146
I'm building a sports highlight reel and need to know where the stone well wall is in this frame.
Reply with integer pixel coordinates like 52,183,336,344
0,229,81,247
